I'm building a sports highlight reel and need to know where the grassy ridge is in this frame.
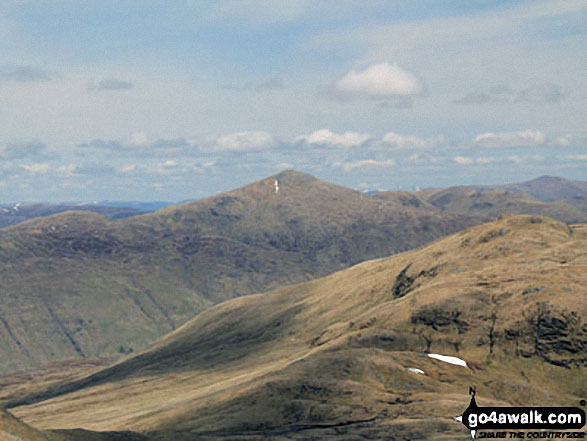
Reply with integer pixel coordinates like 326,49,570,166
9,215,586,440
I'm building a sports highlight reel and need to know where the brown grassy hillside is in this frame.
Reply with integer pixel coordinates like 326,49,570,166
0,171,479,373
0,409,153,441
8,215,586,440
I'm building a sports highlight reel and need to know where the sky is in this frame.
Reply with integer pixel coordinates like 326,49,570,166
0,0,586,202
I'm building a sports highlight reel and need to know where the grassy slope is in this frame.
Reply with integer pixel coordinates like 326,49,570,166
9,215,586,440
0,171,479,373
0,409,152,441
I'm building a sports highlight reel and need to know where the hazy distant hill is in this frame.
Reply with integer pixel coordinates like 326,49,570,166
421,187,587,223
419,176,587,223
0,171,479,373
496,175,587,214
8,215,585,440
496,175,587,203
96,201,174,211
0,203,154,229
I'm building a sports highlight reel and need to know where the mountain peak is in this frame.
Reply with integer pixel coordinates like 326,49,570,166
272,169,318,184
529,175,567,184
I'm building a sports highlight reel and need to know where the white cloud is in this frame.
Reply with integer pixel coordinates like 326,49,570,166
57,165,77,177
473,130,546,148
127,132,152,148
121,164,137,174
552,135,572,147
453,156,474,165
295,129,371,148
408,153,443,164
453,156,495,165
337,158,395,172
275,162,293,170
506,155,545,164
163,160,178,168
381,132,440,149
213,131,275,151
334,62,424,99
22,163,50,174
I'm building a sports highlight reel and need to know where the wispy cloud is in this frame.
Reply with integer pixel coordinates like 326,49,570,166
212,131,275,152
0,65,53,83
515,84,565,103
380,132,441,150
78,136,191,156
55,163,116,177
22,163,51,175
455,83,565,105
223,76,285,92
78,131,276,155
473,130,546,148
88,78,134,92
558,154,587,161
0,141,48,159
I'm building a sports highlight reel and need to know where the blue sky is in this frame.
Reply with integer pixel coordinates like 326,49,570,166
0,0,585,201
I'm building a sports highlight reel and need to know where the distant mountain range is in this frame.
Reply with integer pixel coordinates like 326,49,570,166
0,202,165,229
5,215,585,440
418,175,587,222
0,172,586,375
1,175,585,230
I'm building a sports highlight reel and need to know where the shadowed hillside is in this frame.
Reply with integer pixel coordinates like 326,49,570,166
0,171,479,373
8,215,586,440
